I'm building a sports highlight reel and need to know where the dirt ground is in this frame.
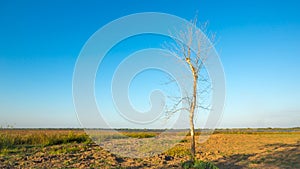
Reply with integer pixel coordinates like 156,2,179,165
1,132,299,169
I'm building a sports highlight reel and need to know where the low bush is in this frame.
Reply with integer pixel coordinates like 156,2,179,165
182,160,219,169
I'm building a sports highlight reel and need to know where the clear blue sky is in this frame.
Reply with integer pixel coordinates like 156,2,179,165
1,0,300,128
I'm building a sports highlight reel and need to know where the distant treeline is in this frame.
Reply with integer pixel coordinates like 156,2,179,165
1,127,300,133
213,127,300,134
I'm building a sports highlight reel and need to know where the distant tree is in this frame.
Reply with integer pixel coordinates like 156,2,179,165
166,18,215,162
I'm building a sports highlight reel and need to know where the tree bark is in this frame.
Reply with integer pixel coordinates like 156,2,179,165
187,58,197,162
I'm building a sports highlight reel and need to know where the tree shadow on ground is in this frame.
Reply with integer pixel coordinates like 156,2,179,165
259,141,300,168
213,141,300,169
213,153,255,169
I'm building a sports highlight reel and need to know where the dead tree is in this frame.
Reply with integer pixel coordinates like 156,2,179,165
166,19,214,162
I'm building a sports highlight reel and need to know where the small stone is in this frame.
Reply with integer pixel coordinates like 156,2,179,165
164,156,173,161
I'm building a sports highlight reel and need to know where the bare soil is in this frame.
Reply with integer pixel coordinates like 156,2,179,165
0,130,299,169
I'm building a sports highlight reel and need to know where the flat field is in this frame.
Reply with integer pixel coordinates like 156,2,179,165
0,129,299,168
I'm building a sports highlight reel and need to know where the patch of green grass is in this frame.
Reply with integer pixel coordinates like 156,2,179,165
193,160,219,169
44,132,90,146
0,148,10,155
48,145,81,155
182,160,219,169
123,132,156,138
166,145,190,157
90,132,157,142
0,147,21,156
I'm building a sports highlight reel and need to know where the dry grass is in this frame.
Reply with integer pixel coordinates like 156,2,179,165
0,129,90,149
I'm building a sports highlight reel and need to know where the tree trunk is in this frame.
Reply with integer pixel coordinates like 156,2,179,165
189,69,197,162
190,110,196,162
186,57,198,162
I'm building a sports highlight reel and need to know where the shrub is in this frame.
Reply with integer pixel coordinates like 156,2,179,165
182,160,219,169
193,160,218,169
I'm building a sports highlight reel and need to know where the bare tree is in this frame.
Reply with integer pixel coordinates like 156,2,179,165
166,18,214,162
